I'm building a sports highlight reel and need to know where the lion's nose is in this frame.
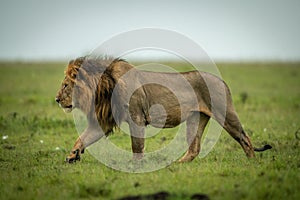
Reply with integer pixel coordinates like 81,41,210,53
55,97,60,103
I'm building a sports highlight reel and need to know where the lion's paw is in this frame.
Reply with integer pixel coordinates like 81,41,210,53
177,153,197,163
132,152,144,161
65,149,81,163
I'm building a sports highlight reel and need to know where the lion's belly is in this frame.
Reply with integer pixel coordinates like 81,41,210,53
148,104,184,128
128,74,204,128
146,103,191,128
140,82,200,128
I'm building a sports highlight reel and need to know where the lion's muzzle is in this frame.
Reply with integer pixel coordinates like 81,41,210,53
55,97,60,103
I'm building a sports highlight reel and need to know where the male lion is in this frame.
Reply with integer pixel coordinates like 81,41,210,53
55,57,271,163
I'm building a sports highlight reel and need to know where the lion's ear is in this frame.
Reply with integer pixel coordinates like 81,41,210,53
73,57,85,67
69,67,79,80
68,59,74,65
65,57,85,81
65,63,80,81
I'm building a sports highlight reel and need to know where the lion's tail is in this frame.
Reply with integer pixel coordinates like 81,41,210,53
254,144,272,152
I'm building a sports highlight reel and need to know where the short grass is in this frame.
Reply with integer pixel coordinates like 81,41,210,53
0,61,299,200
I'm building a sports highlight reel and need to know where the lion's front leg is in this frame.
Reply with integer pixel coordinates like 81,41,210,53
129,124,145,160
178,112,210,163
66,125,104,163
66,137,85,163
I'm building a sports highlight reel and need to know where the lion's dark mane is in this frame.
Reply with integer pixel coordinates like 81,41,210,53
66,56,127,135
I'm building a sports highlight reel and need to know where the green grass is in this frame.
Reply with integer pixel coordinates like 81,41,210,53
0,61,299,200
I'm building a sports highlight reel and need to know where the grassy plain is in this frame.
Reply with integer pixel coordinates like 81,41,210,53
0,61,299,200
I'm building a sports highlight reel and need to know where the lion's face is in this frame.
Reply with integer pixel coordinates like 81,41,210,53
55,57,119,118
55,77,75,113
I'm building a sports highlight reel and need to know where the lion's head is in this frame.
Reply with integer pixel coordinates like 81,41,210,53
55,56,129,134
55,57,85,113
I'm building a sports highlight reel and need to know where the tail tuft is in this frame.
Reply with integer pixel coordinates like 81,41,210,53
254,144,272,152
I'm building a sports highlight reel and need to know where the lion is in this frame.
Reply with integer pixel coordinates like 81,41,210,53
55,56,272,163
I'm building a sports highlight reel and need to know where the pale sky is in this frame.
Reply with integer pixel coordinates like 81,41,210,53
0,0,299,61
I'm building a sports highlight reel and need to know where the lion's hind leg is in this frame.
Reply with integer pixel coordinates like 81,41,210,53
216,109,255,158
178,112,210,163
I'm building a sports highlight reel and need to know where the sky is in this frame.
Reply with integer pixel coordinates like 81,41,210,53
0,0,299,61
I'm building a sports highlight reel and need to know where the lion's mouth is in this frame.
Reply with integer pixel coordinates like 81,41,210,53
63,106,73,113
64,105,73,109
59,104,74,113
59,104,73,109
